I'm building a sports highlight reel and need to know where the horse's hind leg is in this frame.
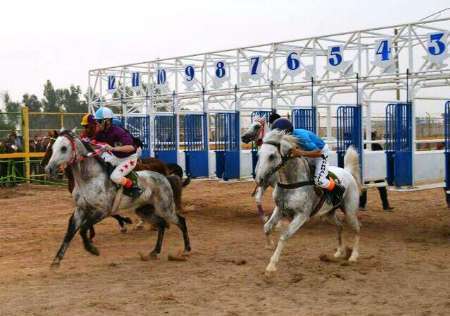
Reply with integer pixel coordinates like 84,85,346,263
265,212,308,276
327,211,345,258
52,207,84,267
255,186,266,222
345,211,360,262
175,214,191,254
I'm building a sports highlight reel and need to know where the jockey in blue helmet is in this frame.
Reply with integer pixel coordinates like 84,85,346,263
271,117,345,205
93,107,141,198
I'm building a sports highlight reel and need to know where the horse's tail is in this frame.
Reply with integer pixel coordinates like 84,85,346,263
344,146,362,192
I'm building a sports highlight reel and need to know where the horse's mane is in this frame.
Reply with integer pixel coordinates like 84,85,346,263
263,129,298,148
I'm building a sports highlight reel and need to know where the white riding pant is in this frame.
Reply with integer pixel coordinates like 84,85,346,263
101,151,139,185
313,144,331,189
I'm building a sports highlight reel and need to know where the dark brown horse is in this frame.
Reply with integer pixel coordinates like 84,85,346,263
41,130,189,239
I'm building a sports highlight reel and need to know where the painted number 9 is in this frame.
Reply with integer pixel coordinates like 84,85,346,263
328,46,343,66
215,61,226,79
287,52,300,71
185,65,195,81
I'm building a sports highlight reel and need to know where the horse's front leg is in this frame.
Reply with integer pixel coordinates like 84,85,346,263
263,206,281,248
80,211,108,256
51,207,84,267
112,214,133,233
265,212,308,277
255,185,267,222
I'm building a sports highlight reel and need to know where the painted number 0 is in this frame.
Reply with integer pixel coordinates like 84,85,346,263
215,61,226,78
157,69,166,85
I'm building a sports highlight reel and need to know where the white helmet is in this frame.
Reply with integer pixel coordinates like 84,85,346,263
95,107,114,120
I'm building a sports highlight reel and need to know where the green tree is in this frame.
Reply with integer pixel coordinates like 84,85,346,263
22,94,42,112
42,80,60,112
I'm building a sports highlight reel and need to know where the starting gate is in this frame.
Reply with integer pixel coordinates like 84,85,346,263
250,111,272,178
336,105,363,168
184,113,209,178
292,107,317,132
444,101,450,206
154,115,178,164
385,102,413,187
121,115,151,158
214,112,240,180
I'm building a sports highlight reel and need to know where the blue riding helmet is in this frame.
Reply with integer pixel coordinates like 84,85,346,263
271,118,293,133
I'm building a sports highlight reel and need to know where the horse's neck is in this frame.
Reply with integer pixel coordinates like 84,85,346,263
278,158,311,183
71,140,106,184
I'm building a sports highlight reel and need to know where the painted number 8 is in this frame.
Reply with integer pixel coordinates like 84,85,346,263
215,61,226,78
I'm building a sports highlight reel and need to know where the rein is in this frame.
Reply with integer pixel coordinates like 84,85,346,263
263,140,314,190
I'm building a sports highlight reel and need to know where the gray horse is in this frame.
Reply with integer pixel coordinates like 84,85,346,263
255,130,361,276
241,116,275,222
45,130,191,267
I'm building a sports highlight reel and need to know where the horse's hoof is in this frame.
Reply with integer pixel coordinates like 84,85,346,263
120,227,128,233
50,260,60,269
264,269,277,280
138,252,150,261
149,252,160,260
168,253,188,261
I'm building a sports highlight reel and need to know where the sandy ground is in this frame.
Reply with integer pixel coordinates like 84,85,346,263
0,181,450,316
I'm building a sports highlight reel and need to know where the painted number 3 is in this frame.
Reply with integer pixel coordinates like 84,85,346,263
428,32,446,56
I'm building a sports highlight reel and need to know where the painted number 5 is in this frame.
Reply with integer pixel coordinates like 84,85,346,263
328,46,343,67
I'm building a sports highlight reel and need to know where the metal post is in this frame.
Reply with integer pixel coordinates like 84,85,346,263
21,106,30,183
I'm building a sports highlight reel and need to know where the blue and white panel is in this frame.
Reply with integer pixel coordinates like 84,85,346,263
156,68,168,87
131,72,140,91
107,75,116,93
373,38,394,68
211,60,229,84
286,51,301,75
426,31,448,65
249,56,263,79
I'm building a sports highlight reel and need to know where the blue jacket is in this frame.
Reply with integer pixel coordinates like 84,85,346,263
292,129,325,151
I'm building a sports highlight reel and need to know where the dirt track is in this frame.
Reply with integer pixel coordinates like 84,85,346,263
1,181,450,315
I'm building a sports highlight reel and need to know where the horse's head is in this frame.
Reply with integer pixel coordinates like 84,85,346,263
255,130,297,187
44,129,78,177
241,117,267,144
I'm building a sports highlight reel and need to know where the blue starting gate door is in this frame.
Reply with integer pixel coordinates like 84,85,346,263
154,115,178,164
445,101,450,207
385,102,413,187
336,105,362,168
292,107,317,132
214,112,240,180
250,111,272,178
122,115,151,158
184,114,209,178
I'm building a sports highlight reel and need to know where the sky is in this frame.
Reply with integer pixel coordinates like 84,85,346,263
0,0,449,104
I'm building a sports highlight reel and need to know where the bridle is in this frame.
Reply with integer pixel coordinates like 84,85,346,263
262,140,314,190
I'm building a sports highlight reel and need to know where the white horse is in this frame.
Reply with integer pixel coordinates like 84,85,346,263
255,130,361,276
241,116,275,221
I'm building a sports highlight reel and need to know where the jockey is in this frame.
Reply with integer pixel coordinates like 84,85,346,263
271,118,345,205
93,107,141,198
80,113,98,142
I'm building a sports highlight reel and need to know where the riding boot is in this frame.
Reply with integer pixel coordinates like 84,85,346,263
378,186,394,211
332,183,345,205
123,185,142,198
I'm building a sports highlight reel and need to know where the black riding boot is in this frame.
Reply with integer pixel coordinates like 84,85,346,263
332,183,345,205
123,186,143,198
